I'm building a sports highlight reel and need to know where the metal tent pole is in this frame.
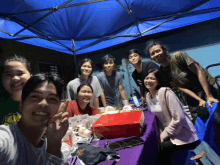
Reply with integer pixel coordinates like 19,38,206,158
13,0,73,37
71,39,78,78
116,0,142,36
8,0,108,17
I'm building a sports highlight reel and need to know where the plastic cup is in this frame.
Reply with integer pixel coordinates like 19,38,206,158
123,100,129,106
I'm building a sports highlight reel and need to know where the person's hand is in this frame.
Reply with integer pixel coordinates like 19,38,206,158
140,97,145,105
46,100,69,157
58,99,70,113
199,99,206,107
160,136,164,144
207,96,219,108
190,151,205,160
47,100,69,141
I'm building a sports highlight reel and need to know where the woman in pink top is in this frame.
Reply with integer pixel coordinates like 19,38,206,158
144,69,198,165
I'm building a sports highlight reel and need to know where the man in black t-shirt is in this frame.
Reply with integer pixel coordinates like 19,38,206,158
126,49,159,103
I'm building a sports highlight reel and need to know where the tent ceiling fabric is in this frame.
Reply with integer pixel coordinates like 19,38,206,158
0,0,220,55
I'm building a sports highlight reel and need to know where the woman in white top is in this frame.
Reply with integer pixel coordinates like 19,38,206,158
144,69,198,165
66,58,105,109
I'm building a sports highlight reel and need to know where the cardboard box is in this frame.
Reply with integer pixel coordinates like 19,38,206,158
91,111,145,138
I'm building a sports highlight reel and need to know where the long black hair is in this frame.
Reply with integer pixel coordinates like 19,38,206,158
2,54,32,75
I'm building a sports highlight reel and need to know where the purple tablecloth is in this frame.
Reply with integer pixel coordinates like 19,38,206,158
99,110,158,165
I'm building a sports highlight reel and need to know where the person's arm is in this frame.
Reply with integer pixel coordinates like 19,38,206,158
66,84,73,100
188,63,219,107
94,97,99,109
177,86,206,107
118,85,127,101
93,76,104,108
0,127,13,163
100,91,107,107
66,101,73,118
160,88,185,141
117,73,128,104
91,106,100,115
94,76,107,107
139,85,145,104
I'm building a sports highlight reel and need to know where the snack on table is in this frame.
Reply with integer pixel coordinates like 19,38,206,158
121,105,132,112
68,114,89,127
133,107,140,111
98,107,105,114
121,105,141,113
78,126,92,138
106,106,116,111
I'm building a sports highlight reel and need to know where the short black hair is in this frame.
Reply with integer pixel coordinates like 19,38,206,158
78,58,94,75
102,54,115,64
145,40,169,57
144,69,169,91
76,83,93,94
126,49,141,59
22,73,64,102
2,54,32,74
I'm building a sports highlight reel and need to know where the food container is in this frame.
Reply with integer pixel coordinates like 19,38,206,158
78,126,92,138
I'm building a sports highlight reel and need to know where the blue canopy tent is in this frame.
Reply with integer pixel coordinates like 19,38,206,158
0,0,220,56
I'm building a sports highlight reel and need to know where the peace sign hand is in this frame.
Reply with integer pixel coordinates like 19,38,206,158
47,100,69,141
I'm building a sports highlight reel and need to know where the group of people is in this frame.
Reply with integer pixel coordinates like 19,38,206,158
127,40,220,164
66,54,128,117
0,56,69,164
0,39,219,164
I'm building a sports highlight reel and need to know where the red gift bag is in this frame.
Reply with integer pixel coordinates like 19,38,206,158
91,111,145,138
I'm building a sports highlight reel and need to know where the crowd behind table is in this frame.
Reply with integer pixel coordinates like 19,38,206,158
0,39,220,165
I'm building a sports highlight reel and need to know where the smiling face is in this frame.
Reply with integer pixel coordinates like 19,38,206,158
128,53,141,65
144,72,159,91
2,61,31,101
149,45,167,64
20,81,60,128
80,61,92,77
77,85,93,104
103,60,115,72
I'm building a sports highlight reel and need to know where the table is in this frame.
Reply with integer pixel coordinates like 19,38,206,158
98,110,158,165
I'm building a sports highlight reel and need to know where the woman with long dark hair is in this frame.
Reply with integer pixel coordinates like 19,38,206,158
144,69,198,164
0,55,32,125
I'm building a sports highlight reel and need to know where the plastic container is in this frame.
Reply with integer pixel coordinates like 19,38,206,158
78,126,92,138
62,129,73,147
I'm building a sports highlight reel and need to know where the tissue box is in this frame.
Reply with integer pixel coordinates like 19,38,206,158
91,111,145,138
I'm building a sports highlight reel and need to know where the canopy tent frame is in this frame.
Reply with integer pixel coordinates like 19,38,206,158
71,39,78,78
0,0,219,55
